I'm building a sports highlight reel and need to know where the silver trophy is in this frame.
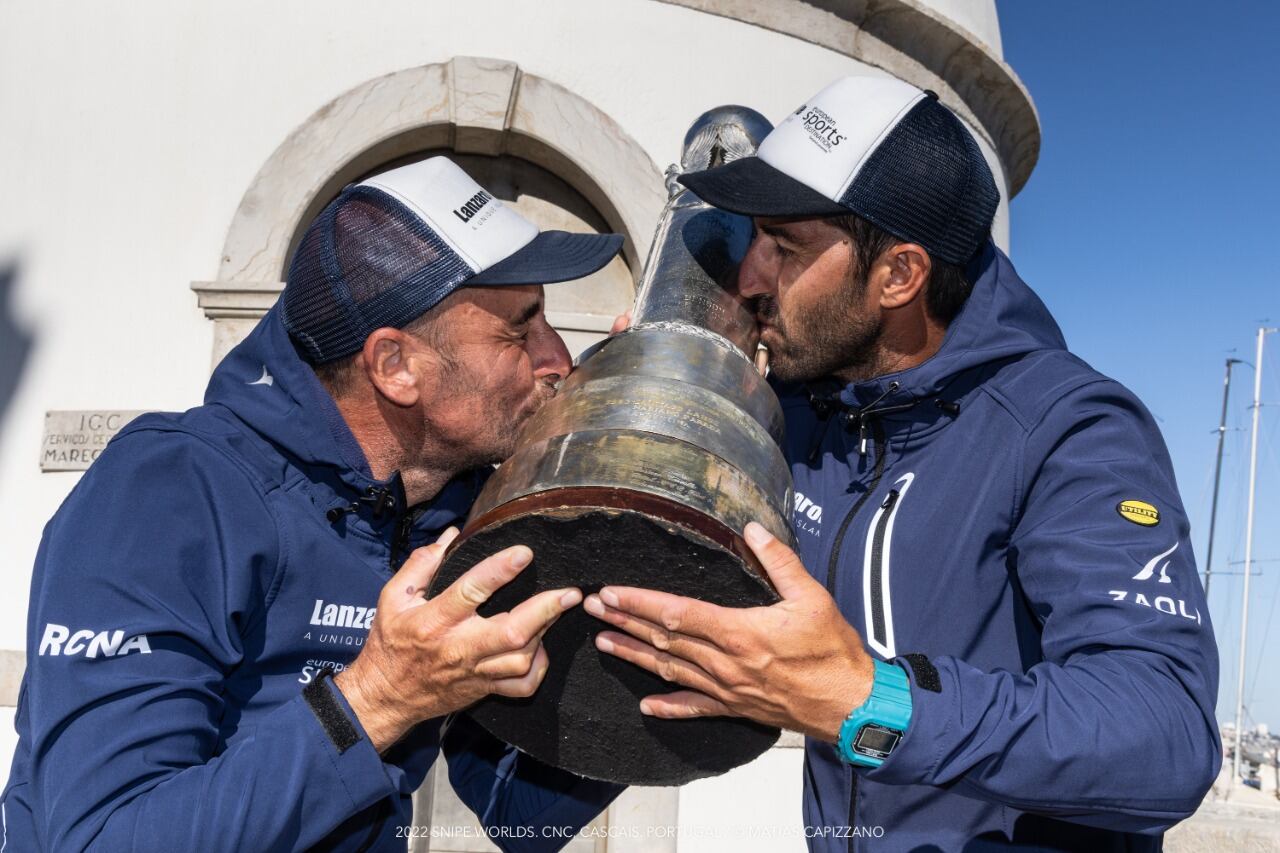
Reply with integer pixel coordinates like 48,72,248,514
430,106,795,785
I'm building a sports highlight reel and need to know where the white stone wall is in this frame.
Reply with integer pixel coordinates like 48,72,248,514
0,1,1017,847
928,0,1003,53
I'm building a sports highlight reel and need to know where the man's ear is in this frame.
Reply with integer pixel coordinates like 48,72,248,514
878,243,932,311
360,328,423,407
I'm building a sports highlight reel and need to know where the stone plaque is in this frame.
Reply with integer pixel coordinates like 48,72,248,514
41,410,146,472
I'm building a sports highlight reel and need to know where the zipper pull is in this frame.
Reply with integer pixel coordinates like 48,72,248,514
935,398,961,418
325,503,357,523
859,419,869,456
326,486,397,524
881,489,900,509
808,393,836,419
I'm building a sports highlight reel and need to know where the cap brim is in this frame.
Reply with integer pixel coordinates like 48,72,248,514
467,231,624,286
678,157,849,218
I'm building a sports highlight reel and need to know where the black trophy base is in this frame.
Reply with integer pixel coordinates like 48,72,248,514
428,494,781,785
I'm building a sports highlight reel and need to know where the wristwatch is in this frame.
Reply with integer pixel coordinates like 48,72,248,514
837,659,913,767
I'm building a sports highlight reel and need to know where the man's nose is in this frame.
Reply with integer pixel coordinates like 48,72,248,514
531,320,573,385
736,233,777,300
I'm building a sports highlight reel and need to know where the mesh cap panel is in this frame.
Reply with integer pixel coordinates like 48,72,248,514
282,186,474,364
839,97,999,265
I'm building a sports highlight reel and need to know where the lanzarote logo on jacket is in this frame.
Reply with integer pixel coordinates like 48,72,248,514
304,598,376,648
793,490,823,537
309,598,375,630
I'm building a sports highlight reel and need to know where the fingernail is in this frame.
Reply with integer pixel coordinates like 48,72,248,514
510,547,533,568
583,595,605,616
744,522,773,546
442,526,459,542
600,588,619,608
639,700,653,715
560,589,582,608
596,634,615,653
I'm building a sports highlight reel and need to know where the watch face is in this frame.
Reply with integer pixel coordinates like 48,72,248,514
853,724,902,759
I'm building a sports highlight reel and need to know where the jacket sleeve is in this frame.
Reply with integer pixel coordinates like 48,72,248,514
865,379,1221,833
21,430,398,852
441,713,625,851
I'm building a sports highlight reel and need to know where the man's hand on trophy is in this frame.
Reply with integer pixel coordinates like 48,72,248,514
583,521,875,742
335,527,583,753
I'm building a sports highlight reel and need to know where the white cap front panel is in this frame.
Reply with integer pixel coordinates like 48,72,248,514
757,76,927,201
359,157,539,273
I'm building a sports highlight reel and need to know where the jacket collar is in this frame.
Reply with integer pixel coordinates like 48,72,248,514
203,304,482,532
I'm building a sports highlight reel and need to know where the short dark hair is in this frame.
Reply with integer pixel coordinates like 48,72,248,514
826,214,974,324
311,352,359,397
311,300,457,398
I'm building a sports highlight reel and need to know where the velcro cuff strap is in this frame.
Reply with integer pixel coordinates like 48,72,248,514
901,653,942,693
303,668,362,753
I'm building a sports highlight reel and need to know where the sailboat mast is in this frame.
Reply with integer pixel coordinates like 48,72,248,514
1204,358,1241,597
1232,327,1276,789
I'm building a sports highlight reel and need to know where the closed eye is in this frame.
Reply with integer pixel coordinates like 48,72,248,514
514,301,541,326
507,300,542,340
760,225,801,259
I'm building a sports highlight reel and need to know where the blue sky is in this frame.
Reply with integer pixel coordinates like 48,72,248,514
996,2,1280,731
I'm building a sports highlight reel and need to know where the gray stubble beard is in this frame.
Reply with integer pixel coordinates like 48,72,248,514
755,284,884,385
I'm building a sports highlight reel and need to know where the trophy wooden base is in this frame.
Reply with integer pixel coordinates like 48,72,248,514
429,487,781,785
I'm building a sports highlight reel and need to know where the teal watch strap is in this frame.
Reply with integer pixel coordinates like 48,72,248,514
837,659,913,767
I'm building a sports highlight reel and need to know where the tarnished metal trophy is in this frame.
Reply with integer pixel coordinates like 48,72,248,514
429,106,797,785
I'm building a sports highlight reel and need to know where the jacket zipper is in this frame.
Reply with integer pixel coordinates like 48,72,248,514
389,505,428,572
824,419,887,598
818,418,887,853
355,507,427,852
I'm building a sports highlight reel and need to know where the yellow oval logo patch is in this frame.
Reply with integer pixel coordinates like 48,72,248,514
1117,500,1160,526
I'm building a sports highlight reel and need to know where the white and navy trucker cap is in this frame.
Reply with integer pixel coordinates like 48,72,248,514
283,157,624,363
679,76,999,265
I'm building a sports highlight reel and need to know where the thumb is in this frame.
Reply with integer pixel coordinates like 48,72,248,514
744,522,814,600
384,526,459,613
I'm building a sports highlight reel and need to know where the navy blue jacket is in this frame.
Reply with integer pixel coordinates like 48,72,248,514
785,243,1220,851
2,305,621,852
